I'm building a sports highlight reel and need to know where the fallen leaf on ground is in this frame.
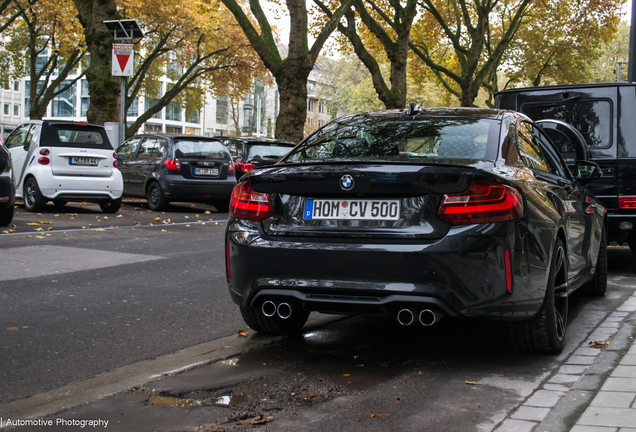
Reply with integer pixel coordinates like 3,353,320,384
238,329,248,337
205,210,211,214
117,215,123,218
7,327,19,331
35,236,45,239
93,228,105,232
54,214,59,217
299,391,321,398
343,373,351,377
588,339,611,348
161,229,167,232
33,228,44,231
465,381,488,386
26,223,39,226
370,413,390,418
154,217,161,221
25,235,32,237
103,216,108,219
36,221,51,224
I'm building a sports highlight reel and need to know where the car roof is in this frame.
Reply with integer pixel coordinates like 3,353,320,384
332,107,512,124
495,82,636,95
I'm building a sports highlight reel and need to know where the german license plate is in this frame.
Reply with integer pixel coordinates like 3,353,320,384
194,167,219,176
304,199,400,220
69,157,98,166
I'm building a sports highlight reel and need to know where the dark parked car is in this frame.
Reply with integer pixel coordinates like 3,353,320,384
221,137,295,180
0,141,15,226
495,83,636,252
225,107,607,354
117,134,236,212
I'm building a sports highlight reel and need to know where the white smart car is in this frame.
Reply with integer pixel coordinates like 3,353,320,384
4,120,124,213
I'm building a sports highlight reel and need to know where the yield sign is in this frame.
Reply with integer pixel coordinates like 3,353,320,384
112,43,134,77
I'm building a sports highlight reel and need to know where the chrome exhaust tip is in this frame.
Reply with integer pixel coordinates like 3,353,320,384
397,309,415,326
261,301,277,317
277,302,292,320
419,309,437,326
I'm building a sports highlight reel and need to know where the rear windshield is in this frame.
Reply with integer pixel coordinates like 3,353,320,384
247,144,294,160
285,117,499,163
174,139,228,158
521,100,611,149
41,123,112,149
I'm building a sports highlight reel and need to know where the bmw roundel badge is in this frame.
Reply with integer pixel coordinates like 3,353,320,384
341,174,354,190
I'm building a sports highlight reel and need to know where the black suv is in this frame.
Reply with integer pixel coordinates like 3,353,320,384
495,83,636,252
117,134,237,212
221,137,295,180
0,141,15,226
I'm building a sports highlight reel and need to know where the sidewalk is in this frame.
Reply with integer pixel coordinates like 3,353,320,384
495,290,636,432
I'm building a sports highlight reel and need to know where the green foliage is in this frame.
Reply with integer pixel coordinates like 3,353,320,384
589,21,630,83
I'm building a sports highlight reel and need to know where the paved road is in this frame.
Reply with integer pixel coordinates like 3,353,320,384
2,199,636,432
0,199,242,403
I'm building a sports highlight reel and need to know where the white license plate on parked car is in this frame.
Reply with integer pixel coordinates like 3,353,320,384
194,167,219,176
69,157,98,166
304,199,400,220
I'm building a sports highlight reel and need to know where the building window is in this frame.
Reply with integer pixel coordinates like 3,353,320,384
184,127,200,135
4,103,9,115
216,97,227,124
166,125,182,133
127,98,138,117
13,105,19,116
185,107,200,124
145,98,162,119
80,80,89,117
14,81,19,92
145,123,162,132
307,80,316,96
51,80,76,117
165,102,181,121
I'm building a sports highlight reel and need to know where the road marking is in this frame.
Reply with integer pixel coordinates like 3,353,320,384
0,246,163,281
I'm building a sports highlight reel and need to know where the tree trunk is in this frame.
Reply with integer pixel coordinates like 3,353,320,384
275,66,310,144
73,0,121,125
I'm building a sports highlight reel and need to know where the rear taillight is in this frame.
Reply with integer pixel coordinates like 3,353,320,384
437,180,523,225
39,148,50,156
235,161,256,172
164,158,181,171
229,181,273,221
38,157,50,165
113,152,119,168
228,160,235,173
619,196,636,209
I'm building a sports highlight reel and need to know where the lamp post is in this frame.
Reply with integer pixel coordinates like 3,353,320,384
618,61,629,82
103,20,144,147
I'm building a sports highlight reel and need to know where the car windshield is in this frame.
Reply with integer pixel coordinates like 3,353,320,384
285,116,499,163
247,144,294,160
174,139,227,158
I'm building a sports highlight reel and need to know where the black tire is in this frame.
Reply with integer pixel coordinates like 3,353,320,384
213,200,230,213
146,182,167,211
239,300,309,335
99,197,122,213
508,239,568,354
52,199,68,207
581,225,607,296
23,177,46,212
0,206,13,226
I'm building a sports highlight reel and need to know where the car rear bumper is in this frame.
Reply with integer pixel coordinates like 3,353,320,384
162,176,236,201
225,219,548,320
36,171,123,200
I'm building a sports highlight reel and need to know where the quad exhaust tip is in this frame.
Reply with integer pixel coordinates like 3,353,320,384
261,300,293,319
396,308,441,326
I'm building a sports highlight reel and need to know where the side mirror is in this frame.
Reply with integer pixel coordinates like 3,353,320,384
575,161,602,181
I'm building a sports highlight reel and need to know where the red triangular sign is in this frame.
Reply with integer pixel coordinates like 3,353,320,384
116,54,130,73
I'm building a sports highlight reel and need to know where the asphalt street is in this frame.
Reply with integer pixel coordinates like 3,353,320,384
0,199,243,404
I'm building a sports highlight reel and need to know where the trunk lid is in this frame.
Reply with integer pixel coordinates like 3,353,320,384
250,163,483,240
173,138,232,180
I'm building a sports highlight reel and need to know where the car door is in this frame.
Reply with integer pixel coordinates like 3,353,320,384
135,137,164,193
5,124,34,192
519,121,594,280
117,137,143,197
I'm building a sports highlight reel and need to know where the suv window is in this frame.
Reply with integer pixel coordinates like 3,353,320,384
521,99,611,149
